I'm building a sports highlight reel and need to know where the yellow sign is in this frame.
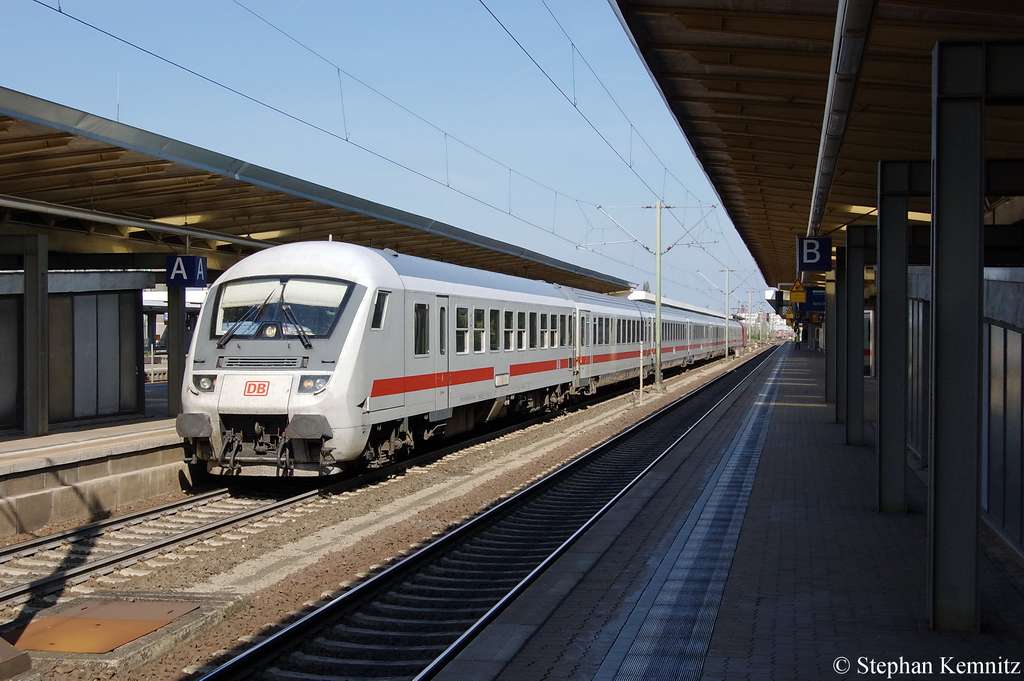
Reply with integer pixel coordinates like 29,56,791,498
790,281,806,303
785,308,794,319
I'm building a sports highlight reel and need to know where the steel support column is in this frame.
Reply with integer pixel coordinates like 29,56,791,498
845,228,867,445
166,286,187,417
825,272,837,403
835,247,847,424
929,41,986,632
876,161,930,514
22,234,48,436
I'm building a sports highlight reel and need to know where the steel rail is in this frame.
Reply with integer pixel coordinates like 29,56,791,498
0,488,232,563
197,345,780,681
0,488,321,604
415,345,780,680
0,394,592,606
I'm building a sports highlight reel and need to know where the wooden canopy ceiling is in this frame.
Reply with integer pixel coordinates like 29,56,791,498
0,87,632,293
612,0,1024,286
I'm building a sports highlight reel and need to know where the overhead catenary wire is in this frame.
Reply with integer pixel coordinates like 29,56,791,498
482,0,746,274
29,0,759,306
27,0,644,276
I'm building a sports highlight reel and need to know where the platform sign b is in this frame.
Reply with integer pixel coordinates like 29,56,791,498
166,255,207,287
797,237,832,272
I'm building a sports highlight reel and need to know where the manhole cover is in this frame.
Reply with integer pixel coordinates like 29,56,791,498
3,600,199,654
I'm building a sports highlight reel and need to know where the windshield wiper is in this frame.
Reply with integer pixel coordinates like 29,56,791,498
217,289,276,349
283,304,313,349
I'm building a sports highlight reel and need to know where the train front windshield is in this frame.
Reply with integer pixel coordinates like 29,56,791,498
210,276,352,345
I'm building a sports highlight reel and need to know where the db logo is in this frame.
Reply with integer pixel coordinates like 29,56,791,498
243,380,271,397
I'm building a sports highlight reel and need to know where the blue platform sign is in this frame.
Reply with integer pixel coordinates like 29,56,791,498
166,255,207,287
797,237,832,272
797,286,826,313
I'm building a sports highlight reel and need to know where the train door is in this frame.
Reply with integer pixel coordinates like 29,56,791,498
434,295,450,412
574,310,585,388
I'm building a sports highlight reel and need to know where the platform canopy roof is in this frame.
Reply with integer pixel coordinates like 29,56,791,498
612,0,1024,287
0,87,634,293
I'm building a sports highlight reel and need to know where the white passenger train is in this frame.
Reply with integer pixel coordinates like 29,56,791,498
176,242,744,476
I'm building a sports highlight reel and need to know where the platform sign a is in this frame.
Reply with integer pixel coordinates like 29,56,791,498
166,255,207,287
797,237,832,272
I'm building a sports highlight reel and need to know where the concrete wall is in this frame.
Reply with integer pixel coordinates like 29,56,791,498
0,441,188,539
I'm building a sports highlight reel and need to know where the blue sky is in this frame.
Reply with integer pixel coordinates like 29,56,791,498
3,0,770,313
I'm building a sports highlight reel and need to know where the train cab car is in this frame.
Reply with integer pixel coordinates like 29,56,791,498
178,241,577,477
176,241,747,477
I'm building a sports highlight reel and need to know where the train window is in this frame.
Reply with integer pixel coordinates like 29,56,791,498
211,276,352,343
489,309,500,351
517,311,526,350
504,310,514,350
530,312,538,349
560,315,567,347
474,308,485,353
370,291,390,330
456,307,469,354
550,314,558,348
439,307,447,356
539,314,548,349
414,303,430,355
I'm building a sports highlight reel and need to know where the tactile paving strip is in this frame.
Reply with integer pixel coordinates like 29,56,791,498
596,356,785,681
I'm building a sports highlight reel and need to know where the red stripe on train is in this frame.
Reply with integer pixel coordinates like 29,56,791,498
370,367,496,397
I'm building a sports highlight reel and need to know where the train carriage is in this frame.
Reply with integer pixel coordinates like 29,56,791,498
177,241,743,476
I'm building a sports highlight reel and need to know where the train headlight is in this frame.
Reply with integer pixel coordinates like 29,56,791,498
298,375,331,394
192,375,217,393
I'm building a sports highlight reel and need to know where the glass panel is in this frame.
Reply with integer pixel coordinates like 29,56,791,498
504,310,514,350
474,308,485,353
439,306,447,356
370,290,389,330
456,307,469,354
414,303,430,355
490,309,500,351
212,276,351,341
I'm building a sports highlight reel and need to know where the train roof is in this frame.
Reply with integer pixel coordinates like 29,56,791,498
383,248,566,300
212,243,735,326
625,291,737,324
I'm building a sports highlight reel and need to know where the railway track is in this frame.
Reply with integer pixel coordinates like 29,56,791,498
0,488,313,607
0,377,637,611
198,346,779,681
